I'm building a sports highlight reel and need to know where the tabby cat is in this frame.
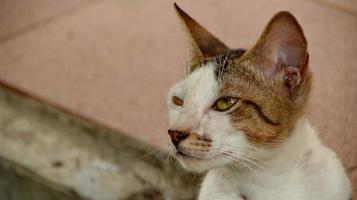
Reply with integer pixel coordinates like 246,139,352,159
167,4,352,200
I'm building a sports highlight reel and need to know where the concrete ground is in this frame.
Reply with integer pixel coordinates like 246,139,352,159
0,85,200,200
0,0,356,197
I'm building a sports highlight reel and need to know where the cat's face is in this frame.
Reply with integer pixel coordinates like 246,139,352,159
167,4,311,173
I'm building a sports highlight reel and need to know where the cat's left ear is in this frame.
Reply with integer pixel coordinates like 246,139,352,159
174,3,229,66
246,11,309,91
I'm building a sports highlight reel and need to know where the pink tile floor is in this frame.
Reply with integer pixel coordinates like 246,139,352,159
0,0,356,196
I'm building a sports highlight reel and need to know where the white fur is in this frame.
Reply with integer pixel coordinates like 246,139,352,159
167,64,352,199
199,119,351,200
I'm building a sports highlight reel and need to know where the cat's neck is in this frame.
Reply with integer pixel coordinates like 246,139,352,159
263,118,319,169
232,118,320,176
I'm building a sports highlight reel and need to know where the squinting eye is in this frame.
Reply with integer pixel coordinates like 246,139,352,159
172,96,184,106
213,96,239,112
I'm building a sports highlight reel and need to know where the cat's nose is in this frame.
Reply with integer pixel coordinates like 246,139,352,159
167,129,189,147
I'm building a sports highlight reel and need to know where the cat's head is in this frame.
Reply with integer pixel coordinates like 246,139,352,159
167,4,311,173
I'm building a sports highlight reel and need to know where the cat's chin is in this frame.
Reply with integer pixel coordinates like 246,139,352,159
175,153,223,173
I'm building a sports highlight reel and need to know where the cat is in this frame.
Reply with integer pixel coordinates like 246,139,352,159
167,3,352,200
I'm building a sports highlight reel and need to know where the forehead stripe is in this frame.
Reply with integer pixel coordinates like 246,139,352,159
213,49,247,80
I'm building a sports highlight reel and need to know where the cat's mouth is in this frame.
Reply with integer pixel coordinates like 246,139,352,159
174,149,228,172
176,150,217,161
176,150,206,160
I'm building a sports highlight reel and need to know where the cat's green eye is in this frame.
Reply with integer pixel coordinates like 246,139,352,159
213,97,239,112
172,96,184,106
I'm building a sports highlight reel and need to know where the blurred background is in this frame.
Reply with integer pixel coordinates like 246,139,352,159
0,0,356,199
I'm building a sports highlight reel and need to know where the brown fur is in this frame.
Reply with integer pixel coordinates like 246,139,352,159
219,57,311,147
216,12,312,148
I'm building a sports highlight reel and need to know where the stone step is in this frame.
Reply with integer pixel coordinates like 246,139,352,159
0,84,200,200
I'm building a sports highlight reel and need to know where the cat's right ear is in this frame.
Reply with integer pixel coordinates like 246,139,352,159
243,11,309,95
174,3,229,66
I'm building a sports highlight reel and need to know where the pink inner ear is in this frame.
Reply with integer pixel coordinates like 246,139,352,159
252,11,308,79
272,37,306,68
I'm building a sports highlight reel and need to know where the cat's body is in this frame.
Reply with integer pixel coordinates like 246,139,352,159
199,119,350,200
167,4,351,200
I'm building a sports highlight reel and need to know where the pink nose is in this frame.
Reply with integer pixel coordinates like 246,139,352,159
167,130,189,147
